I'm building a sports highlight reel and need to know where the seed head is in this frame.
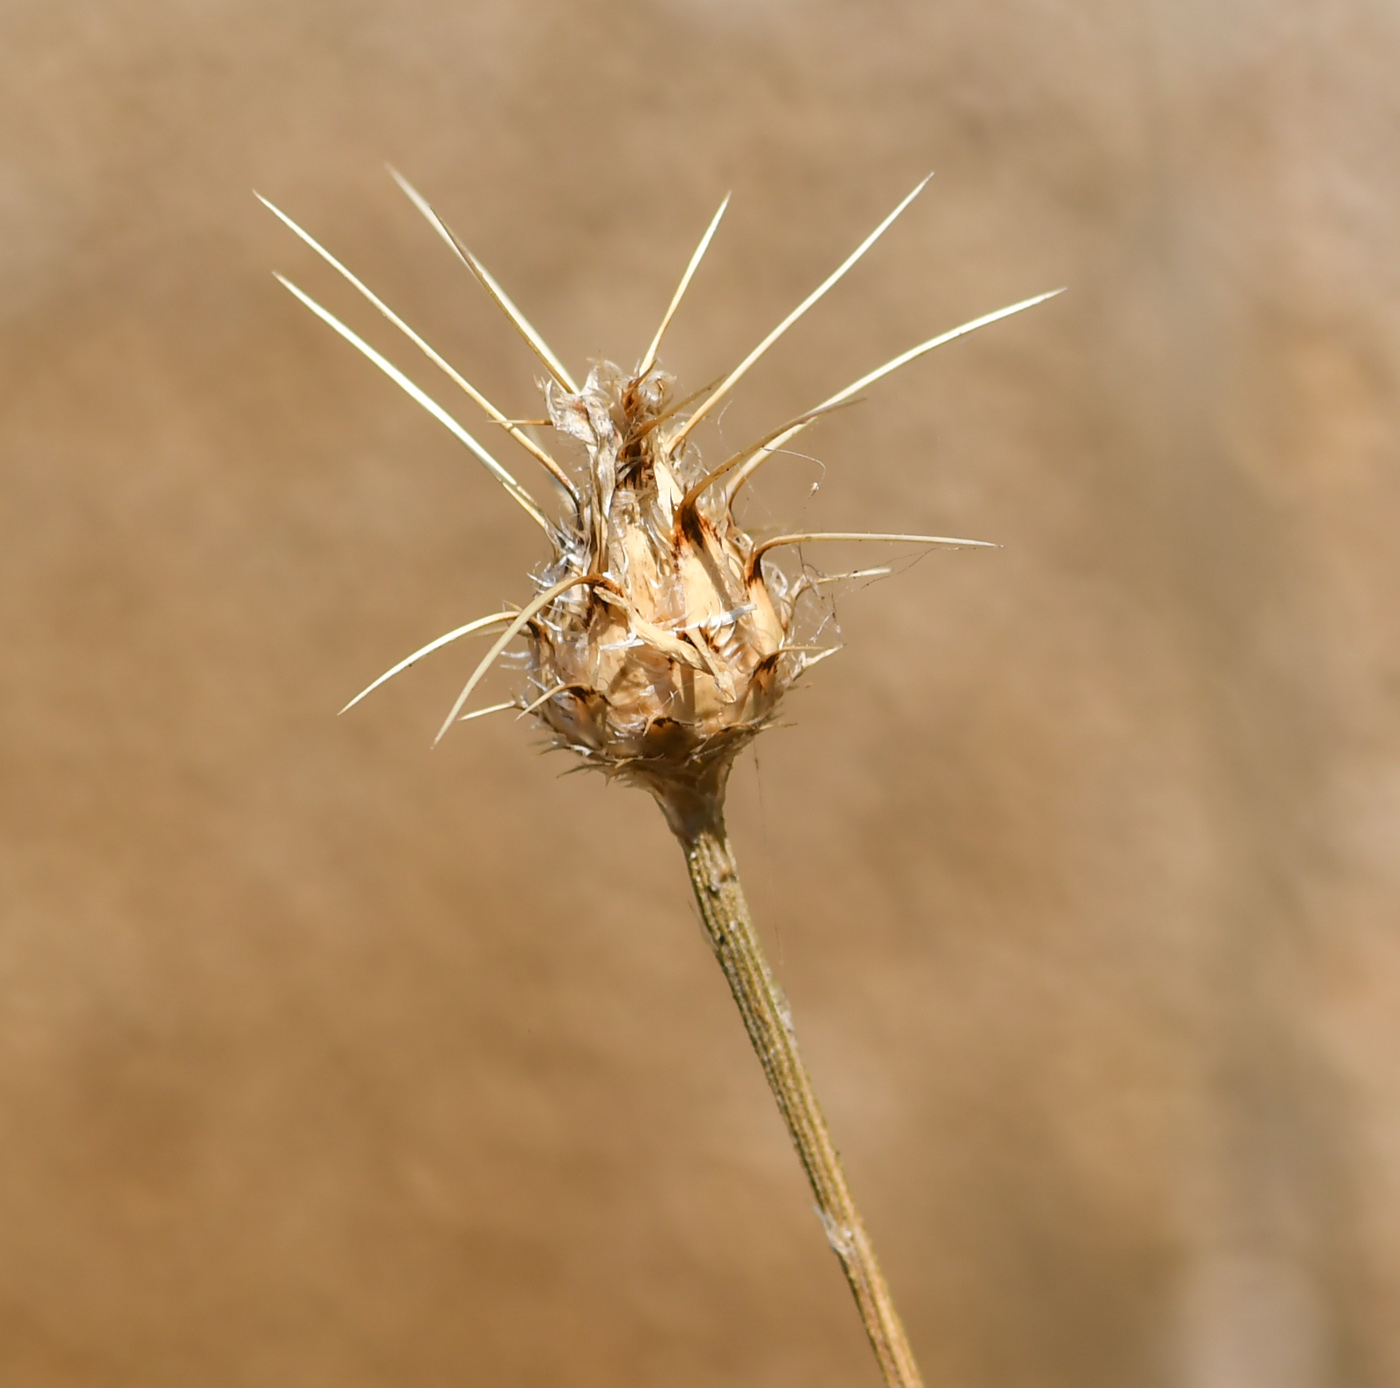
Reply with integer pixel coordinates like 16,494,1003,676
527,360,807,833
262,175,1060,833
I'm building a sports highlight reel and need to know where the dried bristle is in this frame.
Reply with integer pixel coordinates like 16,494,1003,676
273,180,1059,826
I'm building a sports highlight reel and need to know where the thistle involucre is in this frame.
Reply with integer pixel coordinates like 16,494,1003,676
527,359,816,831
265,171,1058,1388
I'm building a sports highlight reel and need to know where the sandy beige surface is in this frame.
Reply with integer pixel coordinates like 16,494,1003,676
3,3,1398,1385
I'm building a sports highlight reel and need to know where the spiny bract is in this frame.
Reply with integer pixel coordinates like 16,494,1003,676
263,174,1058,830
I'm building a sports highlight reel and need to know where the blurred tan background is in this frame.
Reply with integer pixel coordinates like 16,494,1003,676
3,2,1398,1385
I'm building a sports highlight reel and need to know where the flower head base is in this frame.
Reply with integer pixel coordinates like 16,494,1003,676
263,175,1059,832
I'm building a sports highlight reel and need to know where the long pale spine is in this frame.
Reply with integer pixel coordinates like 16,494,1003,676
678,812,925,1388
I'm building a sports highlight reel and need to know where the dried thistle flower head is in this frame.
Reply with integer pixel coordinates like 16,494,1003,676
262,175,1059,831
527,359,797,825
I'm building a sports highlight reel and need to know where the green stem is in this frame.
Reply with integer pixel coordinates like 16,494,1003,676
674,808,925,1388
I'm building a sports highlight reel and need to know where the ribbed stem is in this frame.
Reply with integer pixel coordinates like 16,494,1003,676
675,809,925,1388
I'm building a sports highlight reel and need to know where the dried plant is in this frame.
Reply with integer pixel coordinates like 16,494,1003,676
263,172,1058,1388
